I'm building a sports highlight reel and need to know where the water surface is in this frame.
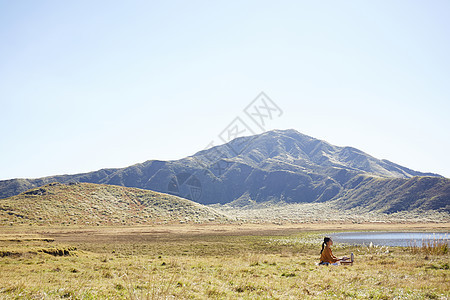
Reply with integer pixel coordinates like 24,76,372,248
332,232,449,247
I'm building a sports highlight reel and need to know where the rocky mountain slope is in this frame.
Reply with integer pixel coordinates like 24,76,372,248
0,182,228,225
335,174,450,213
0,129,448,213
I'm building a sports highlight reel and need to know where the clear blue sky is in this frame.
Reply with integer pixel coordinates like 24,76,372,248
1,0,449,180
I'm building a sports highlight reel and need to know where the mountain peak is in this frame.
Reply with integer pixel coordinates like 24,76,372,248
0,129,447,215
193,129,438,179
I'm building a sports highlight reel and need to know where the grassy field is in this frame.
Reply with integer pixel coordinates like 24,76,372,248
0,223,449,299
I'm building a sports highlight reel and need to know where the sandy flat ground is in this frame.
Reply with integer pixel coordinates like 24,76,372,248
0,222,448,244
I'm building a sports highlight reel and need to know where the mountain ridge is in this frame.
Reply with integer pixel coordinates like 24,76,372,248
0,129,447,213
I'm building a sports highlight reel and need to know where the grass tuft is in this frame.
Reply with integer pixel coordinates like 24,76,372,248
409,236,449,255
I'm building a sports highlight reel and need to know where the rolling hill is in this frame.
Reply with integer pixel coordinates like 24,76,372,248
0,129,448,214
0,182,228,225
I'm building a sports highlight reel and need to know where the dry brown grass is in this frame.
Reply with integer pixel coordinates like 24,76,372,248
0,224,449,299
0,182,228,226
409,235,449,256
212,201,450,224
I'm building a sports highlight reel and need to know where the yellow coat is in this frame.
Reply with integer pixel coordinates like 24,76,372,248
320,246,338,263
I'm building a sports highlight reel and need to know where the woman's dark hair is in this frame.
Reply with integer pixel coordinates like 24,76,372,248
320,237,331,254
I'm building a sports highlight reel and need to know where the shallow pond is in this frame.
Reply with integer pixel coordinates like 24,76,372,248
332,232,449,247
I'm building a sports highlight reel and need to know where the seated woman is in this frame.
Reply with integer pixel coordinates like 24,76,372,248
319,237,352,265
